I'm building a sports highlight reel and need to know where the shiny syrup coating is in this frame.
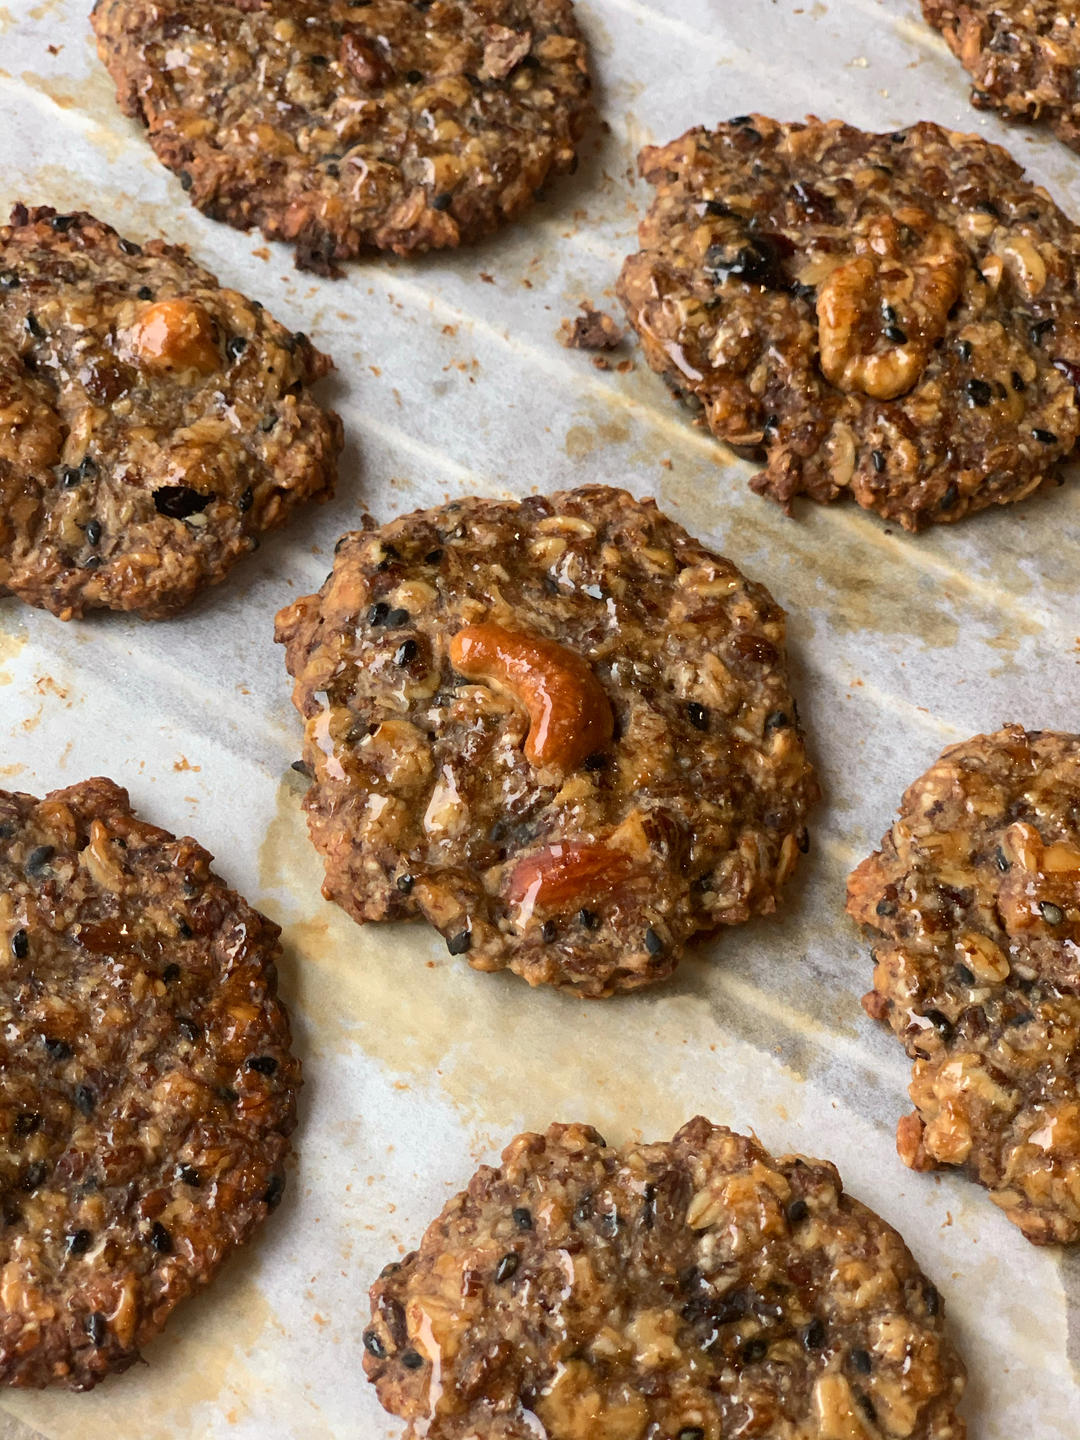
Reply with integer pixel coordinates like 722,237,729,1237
91,0,592,273
0,778,299,1389
848,725,1080,1244
364,1119,966,1439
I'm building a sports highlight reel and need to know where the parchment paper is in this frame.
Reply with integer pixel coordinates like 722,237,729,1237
0,0,1078,1433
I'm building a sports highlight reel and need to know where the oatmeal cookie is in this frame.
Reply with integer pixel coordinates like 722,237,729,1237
276,486,816,997
0,777,300,1388
923,2,1080,153
617,115,1080,530
363,1118,967,1439
848,726,1080,1244
91,0,592,273
0,205,340,619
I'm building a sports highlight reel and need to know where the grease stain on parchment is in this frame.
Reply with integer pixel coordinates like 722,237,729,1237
257,774,809,1147
0,608,27,688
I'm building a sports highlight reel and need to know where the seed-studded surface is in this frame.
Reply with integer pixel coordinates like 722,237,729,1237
617,116,1080,530
363,1118,966,1439
0,778,299,1389
276,486,816,997
848,726,1080,1245
923,2,1080,154
0,204,341,620
91,0,591,273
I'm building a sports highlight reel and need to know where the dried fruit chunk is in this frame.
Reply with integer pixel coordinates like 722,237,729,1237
363,1119,966,1439
848,725,1080,1243
0,204,341,619
276,486,817,996
618,115,1080,529
450,622,613,773
0,777,299,1388
92,0,592,272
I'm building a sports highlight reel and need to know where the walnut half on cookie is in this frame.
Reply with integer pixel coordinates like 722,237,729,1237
275,486,817,996
618,116,1080,530
848,725,1080,1244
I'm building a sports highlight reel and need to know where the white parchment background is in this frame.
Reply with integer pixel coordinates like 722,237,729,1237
0,0,1078,1434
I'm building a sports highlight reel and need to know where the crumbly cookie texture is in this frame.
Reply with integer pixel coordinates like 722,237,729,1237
923,1,1080,153
617,115,1080,530
277,486,816,997
0,205,341,619
848,725,1080,1244
0,777,299,1389
92,0,591,273
363,1118,967,1439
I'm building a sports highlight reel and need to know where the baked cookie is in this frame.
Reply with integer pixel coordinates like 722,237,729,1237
617,116,1080,530
91,0,592,273
363,1118,967,1439
0,777,299,1388
0,204,341,620
276,486,816,997
923,1,1080,154
848,726,1080,1244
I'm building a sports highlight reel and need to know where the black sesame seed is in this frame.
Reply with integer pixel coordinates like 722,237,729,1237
787,1198,808,1223
26,844,54,875
687,702,709,731
386,607,411,627
1032,428,1058,444
582,751,608,772
396,874,414,895
325,161,340,177
50,213,76,231
179,170,193,190
86,1312,108,1346
363,1327,387,1358
394,639,418,666
1030,318,1054,344
644,927,664,955
540,919,557,943
578,908,599,931
85,519,102,547
263,1174,285,1209
0,269,20,288
401,1348,424,1369
446,929,471,955
803,1317,826,1349
44,1037,71,1060
14,1112,40,1137
764,710,790,735
149,1222,172,1254
851,1347,872,1373
956,339,972,361
875,897,897,917
1011,370,1027,393
762,413,779,434
178,1164,201,1187
955,964,975,986
494,1253,520,1284
238,486,253,513
368,602,389,626
1039,901,1065,925
11,929,28,959
430,193,453,212
924,1008,953,1038
924,1283,940,1316
163,963,182,984
178,1017,201,1042
884,324,908,344
259,413,278,432
137,284,154,301
226,335,248,361
246,1055,279,1075
61,466,82,488
67,1229,92,1255
742,1337,768,1363
424,548,443,564
965,378,992,407
512,1206,533,1231
871,449,885,473
25,312,45,339
80,454,97,476
940,482,959,511
406,68,423,83
74,1085,96,1115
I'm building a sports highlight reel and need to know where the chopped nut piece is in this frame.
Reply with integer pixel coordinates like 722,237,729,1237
558,303,625,351
128,297,219,374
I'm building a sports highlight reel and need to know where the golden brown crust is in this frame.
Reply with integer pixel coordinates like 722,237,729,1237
275,486,817,997
922,1,1080,154
617,116,1080,530
847,725,1080,1244
0,778,299,1388
91,0,592,272
0,204,341,619
364,1119,966,1439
